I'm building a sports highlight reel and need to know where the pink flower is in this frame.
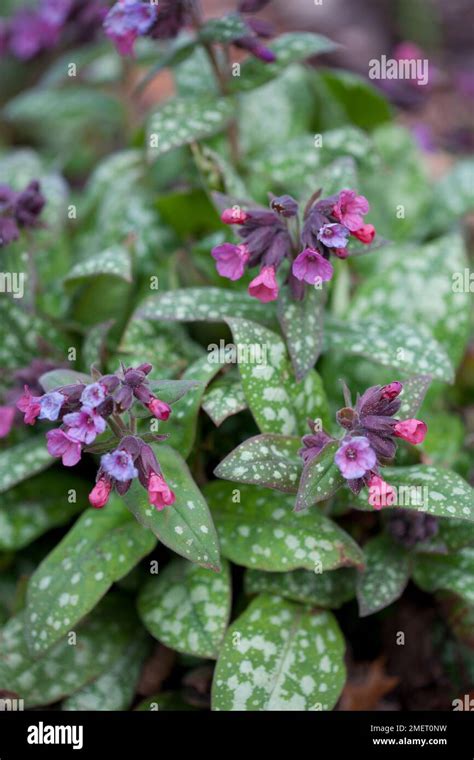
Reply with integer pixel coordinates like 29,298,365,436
147,472,176,511
333,247,349,259
248,266,279,303
381,382,403,401
393,419,427,445
367,474,396,510
16,385,41,425
148,397,172,421
332,189,370,232
63,406,106,444
352,224,376,244
292,248,334,285
0,406,15,438
89,477,112,509
212,243,249,281
334,436,377,479
46,429,82,466
221,207,248,224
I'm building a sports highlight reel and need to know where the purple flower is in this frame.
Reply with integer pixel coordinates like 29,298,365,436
46,428,82,466
211,243,249,281
38,391,64,421
63,406,106,444
0,217,19,247
317,223,349,249
334,436,376,480
299,427,334,464
292,248,334,285
101,448,138,482
80,382,107,408
239,0,272,11
149,0,188,40
270,194,298,218
8,10,55,60
104,0,157,56
14,181,45,228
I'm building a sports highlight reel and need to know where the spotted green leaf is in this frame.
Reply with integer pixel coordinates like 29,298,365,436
228,32,338,93
40,368,91,392
0,471,87,551
355,466,474,521
118,317,203,379
398,374,432,418
147,96,234,159
212,594,346,711
214,434,302,492
62,632,151,711
204,481,364,572
417,518,474,554
0,437,53,493
24,497,157,655
64,245,132,286
245,568,356,609
138,287,271,325
428,159,474,234
200,14,249,42
0,298,68,370
0,595,141,707
295,442,344,512
325,316,454,382
225,318,328,436
202,374,247,426
123,445,220,570
349,234,470,368
413,547,474,604
277,286,325,381
138,558,231,659
357,534,411,617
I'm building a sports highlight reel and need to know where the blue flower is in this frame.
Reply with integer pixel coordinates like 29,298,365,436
38,391,64,421
101,448,138,482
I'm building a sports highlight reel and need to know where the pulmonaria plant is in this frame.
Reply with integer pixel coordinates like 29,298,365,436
0,180,45,248
212,188,376,303
17,363,183,511
299,381,427,509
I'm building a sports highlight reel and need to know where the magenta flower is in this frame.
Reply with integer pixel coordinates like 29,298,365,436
104,0,157,56
352,224,375,244
292,248,334,285
0,406,15,438
46,429,82,466
393,419,427,445
335,436,377,480
147,398,172,421
80,382,106,408
248,266,279,302
63,406,106,444
367,474,396,510
221,207,248,225
38,391,64,421
89,477,112,509
16,385,42,425
147,471,175,511
101,448,138,482
381,382,403,401
332,189,370,232
212,243,249,281
317,223,349,249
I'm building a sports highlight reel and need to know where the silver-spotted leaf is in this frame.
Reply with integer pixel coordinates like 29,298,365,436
295,442,344,512
214,434,302,492
245,567,356,609
357,534,411,617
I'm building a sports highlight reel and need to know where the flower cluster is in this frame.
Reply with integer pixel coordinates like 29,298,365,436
0,359,60,438
0,0,106,61
0,181,45,248
17,363,179,511
299,381,428,509
387,509,439,548
212,188,375,303
103,0,276,61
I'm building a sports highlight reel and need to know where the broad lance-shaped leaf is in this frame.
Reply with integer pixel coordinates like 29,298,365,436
212,594,346,711
354,465,474,522
64,245,132,286
214,434,302,493
62,632,151,711
228,32,338,93
0,470,87,551
295,442,344,512
0,297,68,370
138,558,231,659
325,316,454,383
199,14,249,42
413,547,474,604
0,595,140,707
164,355,222,457
204,481,364,572
40,368,92,392
124,445,220,570
0,437,53,493
225,317,329,436
277,285,325,381
356,534,411,617
398,374,432,418
147,96,234,158
137,287,272,326
202,374,247,427
24,496,156,655
245,568,356,609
